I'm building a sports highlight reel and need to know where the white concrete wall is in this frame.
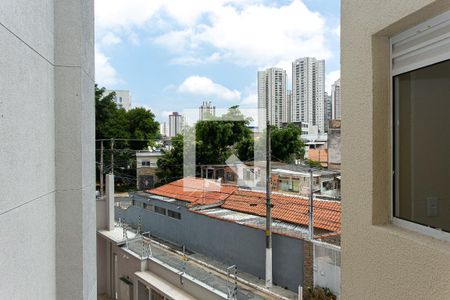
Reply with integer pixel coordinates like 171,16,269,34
0,0,95,299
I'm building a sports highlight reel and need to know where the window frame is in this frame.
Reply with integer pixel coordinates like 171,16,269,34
154,206,167,216
390,11,450,242
167,210,181,220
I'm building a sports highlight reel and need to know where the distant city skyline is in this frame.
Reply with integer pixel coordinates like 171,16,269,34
94,0,340,122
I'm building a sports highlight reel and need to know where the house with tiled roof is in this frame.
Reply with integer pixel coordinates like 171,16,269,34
115,177,341,293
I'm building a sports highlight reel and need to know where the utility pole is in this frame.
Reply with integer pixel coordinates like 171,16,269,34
110,138,114,175
100,140,104,197
265,121,272,288
309,168,314,240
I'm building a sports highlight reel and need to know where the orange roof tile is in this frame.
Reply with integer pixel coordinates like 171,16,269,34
148,177,237,206
147,178,341,233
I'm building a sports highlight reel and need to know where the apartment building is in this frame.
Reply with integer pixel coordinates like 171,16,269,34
324,92,332,132
331,79,341,120
159,121,168,137
168,112,184,137
105,89,132,111
342,0,450,298
136,151,163,189
199,101,216,120
257,68,287,128
292,57,326,133
284,90,293,123
0,1,96,299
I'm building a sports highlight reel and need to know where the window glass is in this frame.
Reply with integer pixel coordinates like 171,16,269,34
394,59,450,233
168,210,181,220
154,206,166,215
143,203,154,211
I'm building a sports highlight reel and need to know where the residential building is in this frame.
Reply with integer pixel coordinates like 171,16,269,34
284,90,293,123
168,112,183,137
199,101,216,120
324,92,332,132
159,121,168,137
257,67,287,128
0,1,95,299
331,79,341,120
136,151,163,189
114,177,341,294
342,1,450,299
307,148,329,168
292,57,326,133
199,162,341,199
97,176,302,299
105,89,132,111
301,124,328,149
327,120,341,170
272,165,341,199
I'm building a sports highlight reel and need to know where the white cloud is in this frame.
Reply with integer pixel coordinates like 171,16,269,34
334,25,340,38
170,52,222,65
95,0,162,30
100,32,122,46
241,94,257,105
325,70,340,94
95,0,332,67
190,1,330,66
178,76,241,100
95,48,120,87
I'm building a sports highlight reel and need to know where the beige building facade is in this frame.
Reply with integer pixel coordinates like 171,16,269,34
342,0,450,299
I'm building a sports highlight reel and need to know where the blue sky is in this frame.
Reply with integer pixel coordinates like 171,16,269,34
95,0,340,123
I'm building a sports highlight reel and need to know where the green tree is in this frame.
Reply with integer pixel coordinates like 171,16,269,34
156,134,184,184
156,107,307,181
196,106,252,164
127,107,160,149
95,85,160,189
95,85,160,149
270,123,305,163
305,158,323,169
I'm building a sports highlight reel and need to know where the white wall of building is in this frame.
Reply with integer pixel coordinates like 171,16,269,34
0,1,96,298
331,79,341,120
292,57,326,133
257,68,287,127
105,89,132,111
168,112,183,137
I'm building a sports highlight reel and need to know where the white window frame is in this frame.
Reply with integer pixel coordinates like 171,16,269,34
390,10,450,243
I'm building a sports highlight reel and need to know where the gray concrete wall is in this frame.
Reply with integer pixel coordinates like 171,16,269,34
116,196,304,291
327,121,341,170
0,0,95,299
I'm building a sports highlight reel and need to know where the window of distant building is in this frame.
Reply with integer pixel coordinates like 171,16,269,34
142,161,151,167
154,206,166,215
143,203,154,211
391,11,450,241
167,210,181,220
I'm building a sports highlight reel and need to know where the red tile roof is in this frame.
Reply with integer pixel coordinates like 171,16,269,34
147,177,341,233
148,177,237,205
